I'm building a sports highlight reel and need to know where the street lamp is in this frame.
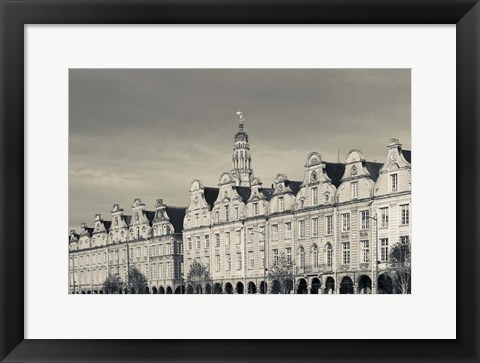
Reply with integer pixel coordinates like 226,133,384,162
367,214,379,294
250,229,268,294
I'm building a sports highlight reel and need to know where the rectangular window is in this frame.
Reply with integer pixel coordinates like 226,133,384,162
235,207,239,220
401,204,410,225
188,238,192,250
284,222,292,239
226,254,231,270
311,218,319,237
248,228,253,242
273,249,279,266
381,238,389,261
215,233,220,248
391,173,398,192
299,220,305,239
236,252,242,270
272,224,279,240
195,213,199,227
326,245,333,267
205,235,210,249
236,230,241,244
361,240,370,263
400,235,410,245
215,255,220,271
278,197,285,212
249,251,254,269
351,182,358,199
136,247,140,258
225,231,230,245
380,207,389,228
326,215,333,235
253,202,259,215
225,207,229,222
342,242,351,265
196,236,201,249
285,247,292,264
361,210,370,230
215,211,219,222
342,213,350,232
311,187,318,205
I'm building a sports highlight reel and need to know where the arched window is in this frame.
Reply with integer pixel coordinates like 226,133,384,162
299,247,305,269
325,243,333,267
312,245,319,268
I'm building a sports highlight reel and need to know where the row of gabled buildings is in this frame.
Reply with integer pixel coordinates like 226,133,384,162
69,114,411,294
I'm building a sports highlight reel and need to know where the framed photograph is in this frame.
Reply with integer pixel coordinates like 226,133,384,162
1,1,479,362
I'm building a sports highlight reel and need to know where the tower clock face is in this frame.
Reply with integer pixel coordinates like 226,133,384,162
311,171,317,182
351,166,357,175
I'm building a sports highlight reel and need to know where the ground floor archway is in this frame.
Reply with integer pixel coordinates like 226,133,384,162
340,276,354,294
205,284,212,294
271,280,281,294
225,282,233,294
213,283,223,294
325,276,335,294
311,277,321,294
378,273,393,294
259,281,267,294
247,282,257,294
297,278,308,294
358,275,372,294
166,286,173,294
144,286,150,294
175,285,185,294
159,286,165,294
236,282,244,294
152,287,158,294
187,285,194,294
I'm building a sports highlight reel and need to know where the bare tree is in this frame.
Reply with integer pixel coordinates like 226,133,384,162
186,261,212,294
102,273,124,294
387,238,411,294
267,254,294,294
128,265,149,294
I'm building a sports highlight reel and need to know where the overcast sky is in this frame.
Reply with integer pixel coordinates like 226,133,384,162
69,69,410,231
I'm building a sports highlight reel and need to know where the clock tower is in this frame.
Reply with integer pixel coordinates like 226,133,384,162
231,111,253,187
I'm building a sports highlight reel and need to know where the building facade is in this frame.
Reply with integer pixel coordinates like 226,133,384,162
69,114,411,294
69,199,185,294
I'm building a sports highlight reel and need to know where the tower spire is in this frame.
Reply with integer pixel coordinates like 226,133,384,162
232,111,253,187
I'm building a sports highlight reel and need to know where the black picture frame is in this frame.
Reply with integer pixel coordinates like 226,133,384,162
1,1,478,362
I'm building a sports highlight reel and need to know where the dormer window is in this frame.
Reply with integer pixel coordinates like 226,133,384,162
351,182,358,199
253,202,259,216
391,174,398,192
310,171,317,183
311,187,318,205
278,197,285,212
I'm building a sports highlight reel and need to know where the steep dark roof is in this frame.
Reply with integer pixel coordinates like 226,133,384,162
286,180,303,195
123,215,132,226
166,207,187,233
103,221,112,232
365,162,383,182
204,187,219,208
235,186,252,203
325,163,345,187
403,150,411,163
145,211,156,224
261,188,274,200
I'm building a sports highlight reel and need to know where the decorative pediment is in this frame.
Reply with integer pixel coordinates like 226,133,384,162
305,152,323,167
